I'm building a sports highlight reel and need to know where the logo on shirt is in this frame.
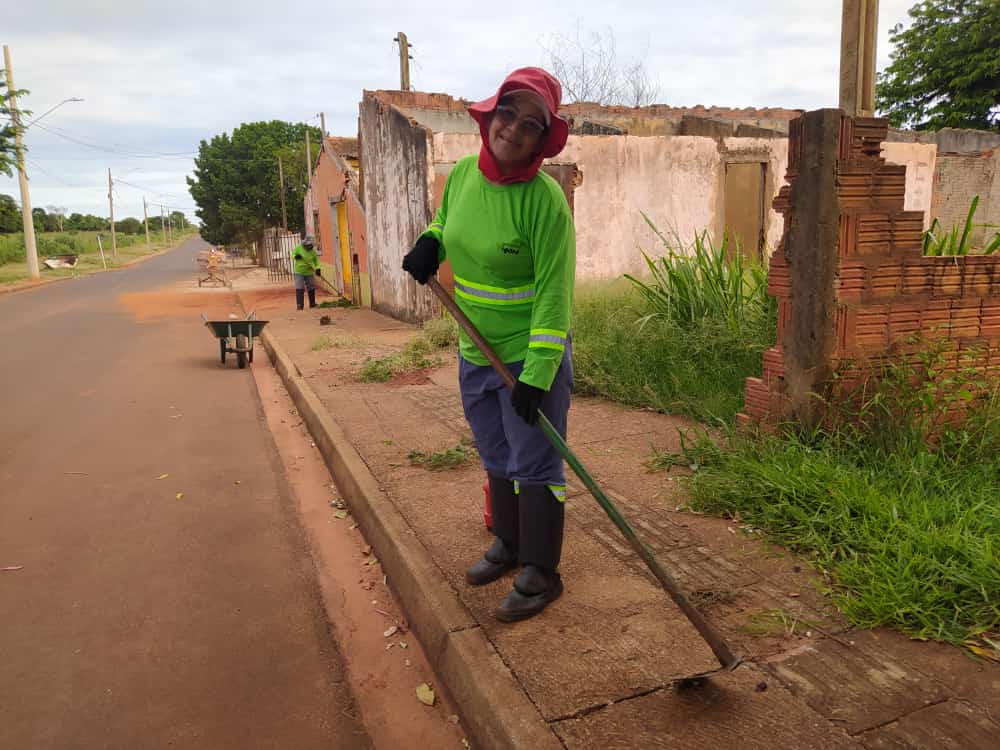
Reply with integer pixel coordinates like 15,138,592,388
501,245,520,255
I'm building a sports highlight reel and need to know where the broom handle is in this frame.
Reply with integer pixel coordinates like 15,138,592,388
427,277,738,669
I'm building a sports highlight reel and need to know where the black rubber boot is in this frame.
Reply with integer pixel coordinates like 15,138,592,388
295,288,305,310
307,288,317,308
466,475,518,585
495,483,565,621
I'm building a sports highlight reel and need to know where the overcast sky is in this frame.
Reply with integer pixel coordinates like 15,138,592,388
3,0,915,222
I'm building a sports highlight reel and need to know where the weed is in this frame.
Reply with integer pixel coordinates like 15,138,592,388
358,325,453,383
923,195,1000,256
423,315,459,348
318,298,354,308
408,439,477,471
310,335,336,352
669,348,1000,644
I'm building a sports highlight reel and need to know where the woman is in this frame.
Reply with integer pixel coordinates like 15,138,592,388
402,67,575,622
292,235,320,310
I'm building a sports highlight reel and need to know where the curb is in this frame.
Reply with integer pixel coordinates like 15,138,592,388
257,326,562,750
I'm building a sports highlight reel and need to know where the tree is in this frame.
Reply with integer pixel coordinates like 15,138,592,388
541,22,660,107
187,120,322,245
114,217,143,235
169,210,188,229
877,0,1000,131
0,194,20,233
1,67,29,178
45,205,67,231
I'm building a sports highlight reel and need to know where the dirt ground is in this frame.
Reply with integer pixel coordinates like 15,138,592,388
239,270,1000,749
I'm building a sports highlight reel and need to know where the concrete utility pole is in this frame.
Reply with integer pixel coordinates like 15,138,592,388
839,0,879,117
3,45,39,280
142,197,151,250
394,32,411,91
277,155,287,229
160,205,166,241
319,111,326,138
306,128,312,175
107,169,118,259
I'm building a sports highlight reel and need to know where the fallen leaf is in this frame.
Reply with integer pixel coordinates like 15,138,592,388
157,474,169,480
365,557,378,566
416,683,435,706
385,643,396,651
965,644,1000,662
399,641,408,649
1,566,24,572
234,480,241,485
176,492,184,500
384,625,399,638
334,511,348,520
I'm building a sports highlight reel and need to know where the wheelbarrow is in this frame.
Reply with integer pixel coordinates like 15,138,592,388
202,312,269,369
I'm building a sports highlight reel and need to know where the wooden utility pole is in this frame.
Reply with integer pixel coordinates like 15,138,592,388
394,32,411,91
3,45,39,280
277,155,287,229
839,0,879,116
107,169,118,259
142,197,151,250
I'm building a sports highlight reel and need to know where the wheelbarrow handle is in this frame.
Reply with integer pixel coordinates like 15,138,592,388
426,276,739,670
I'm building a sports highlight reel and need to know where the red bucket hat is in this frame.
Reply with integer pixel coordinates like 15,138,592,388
468,67,569,184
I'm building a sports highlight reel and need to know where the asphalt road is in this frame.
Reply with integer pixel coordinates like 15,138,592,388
0,239,370,749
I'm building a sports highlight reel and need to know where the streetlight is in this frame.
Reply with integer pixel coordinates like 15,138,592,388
24,97,84,129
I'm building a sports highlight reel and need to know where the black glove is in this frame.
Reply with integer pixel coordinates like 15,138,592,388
293,252,303,261
402,235,440,285
511,380,546,426
315,268,322,277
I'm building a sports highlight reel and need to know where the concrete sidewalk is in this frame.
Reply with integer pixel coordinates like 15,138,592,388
237,271,1000,749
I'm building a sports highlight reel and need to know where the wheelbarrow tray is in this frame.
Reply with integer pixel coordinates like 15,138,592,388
203,319,269,339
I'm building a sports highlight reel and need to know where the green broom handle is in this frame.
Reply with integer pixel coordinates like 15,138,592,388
427,277,738,669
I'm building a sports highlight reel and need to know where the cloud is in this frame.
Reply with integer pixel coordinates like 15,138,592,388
2,0,917,218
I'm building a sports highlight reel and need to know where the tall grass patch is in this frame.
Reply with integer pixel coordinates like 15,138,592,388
572,227,776,422
667,349,1000,645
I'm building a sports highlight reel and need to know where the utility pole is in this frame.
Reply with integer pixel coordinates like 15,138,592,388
306,128,312,175
142,196,151,250
394,32,411,91
319,111,326,138
107,168,118,259
166,209,173,244
160,204,166,241
277,155,287,230
839,0,879,117
3,45,39,280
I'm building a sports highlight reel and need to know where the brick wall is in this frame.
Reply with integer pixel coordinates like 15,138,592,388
742,116,1000,426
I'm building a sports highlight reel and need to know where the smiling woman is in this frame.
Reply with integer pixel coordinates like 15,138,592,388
401,67,576,623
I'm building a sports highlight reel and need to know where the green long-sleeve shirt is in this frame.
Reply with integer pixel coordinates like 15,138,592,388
292,243,318,276
423,155,576,391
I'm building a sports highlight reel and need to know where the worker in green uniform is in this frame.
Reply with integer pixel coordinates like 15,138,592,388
292,235,320,310
402,67,575,622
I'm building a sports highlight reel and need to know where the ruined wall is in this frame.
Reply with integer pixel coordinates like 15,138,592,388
743,115,1000,426
359,93,435,323
931,149,999,249
434,132,787,279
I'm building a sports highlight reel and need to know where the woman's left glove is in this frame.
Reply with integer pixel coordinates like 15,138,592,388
315,268,322,277
402,235,440,284
511,380,546,426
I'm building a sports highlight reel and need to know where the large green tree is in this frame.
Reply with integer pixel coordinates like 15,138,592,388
187,120,321,244
0,194,20,232
877,0,1000,131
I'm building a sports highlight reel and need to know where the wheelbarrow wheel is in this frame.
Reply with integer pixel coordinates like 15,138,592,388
236,334,249,369
220,338,227,365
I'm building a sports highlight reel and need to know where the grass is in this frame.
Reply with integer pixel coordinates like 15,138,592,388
310,334,365,352
318,298,355,308
658,350,1000,645
923,195,1000,256
408,439,477,471
0,229,196,285
572,229,775,423
359,316,458,383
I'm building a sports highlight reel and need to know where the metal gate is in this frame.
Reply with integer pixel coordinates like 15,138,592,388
258,228,299,282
